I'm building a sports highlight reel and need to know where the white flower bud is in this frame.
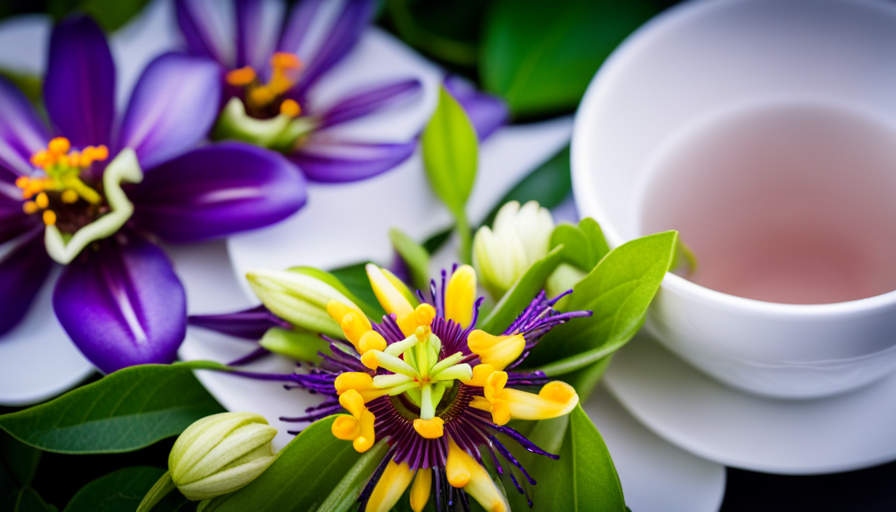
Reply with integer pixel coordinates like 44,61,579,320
473,201,554,299
169,412,277,501
246,268,360,338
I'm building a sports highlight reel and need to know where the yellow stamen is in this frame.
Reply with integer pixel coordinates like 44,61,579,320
358,330,387,354
35,192,49,209
61,189,79,204
48,137,70,155
271,52,301,69
409,469,432,512
327,300,371,329
412,417,444,439
361,351,380,370
471,371,579,424
415,303,436,327
445,265,476,328
249,86,275,108
226,66,257,86
14,176,29,189
42,210,56,226
365,460,414,512
22,201,38,214
333,372,387,402
466,330,525,371
446,440,473,488
332,415,361,440
342,312,371,348
333,390,376,452
415,325,431,341
445,441,508,512
462,364,495,387
366,264,416,335
279,98,301,117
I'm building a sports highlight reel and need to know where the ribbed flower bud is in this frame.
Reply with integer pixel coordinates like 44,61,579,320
169,412,277,501
473,200,554,299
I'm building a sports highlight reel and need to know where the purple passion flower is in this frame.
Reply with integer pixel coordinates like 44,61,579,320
0,16,306,373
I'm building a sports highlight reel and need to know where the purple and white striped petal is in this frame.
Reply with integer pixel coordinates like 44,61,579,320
44,16,115,148
0,77,49,178
116,53,222,170
317,79,422,130
174,0,234,67
189,305,291,340
52,232,186,373
278,0,376,96
444,75,509,141
130,142,306,243
290,136,416,183
236,0,285,71
0,231,53,337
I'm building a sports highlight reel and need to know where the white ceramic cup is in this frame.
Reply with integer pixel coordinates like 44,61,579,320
572,0,896,398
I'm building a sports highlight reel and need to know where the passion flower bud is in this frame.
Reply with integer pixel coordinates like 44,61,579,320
246,268,363,338
169,412,277,501
473,200,554,299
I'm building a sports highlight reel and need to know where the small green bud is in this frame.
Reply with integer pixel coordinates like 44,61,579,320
169,412,277,501
247,268,359,338
473,200,555,299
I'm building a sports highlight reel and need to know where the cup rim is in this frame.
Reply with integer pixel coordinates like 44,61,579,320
571,0,896,319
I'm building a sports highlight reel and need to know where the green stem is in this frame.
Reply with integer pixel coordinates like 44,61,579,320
137,471,176,512
456,213,472,265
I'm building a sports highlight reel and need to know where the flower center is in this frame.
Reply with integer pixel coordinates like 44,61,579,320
17,137,109,232
226,52,303,120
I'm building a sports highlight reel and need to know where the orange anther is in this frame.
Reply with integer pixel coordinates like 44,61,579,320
42,210,56,226
279,99,301,117
271,52,301,69
248,86,275,107
35,192,49,209
14,176,29,189
226,66,257,87
48,137,70,155
22,201,38,214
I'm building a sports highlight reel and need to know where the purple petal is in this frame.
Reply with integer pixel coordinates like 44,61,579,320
45,16,115,148
130,142,306,243
52,232,186,373
174,0,233,67
0,77,49,177
0,195,39,245
189,305,290,340
0,230,53,336
236,0,285,71
290,137,416,182
279,0,376,96
317,79,422,130
443,75,509,141
117,53,222,170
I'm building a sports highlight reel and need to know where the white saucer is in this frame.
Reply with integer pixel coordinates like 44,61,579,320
605,332,896,474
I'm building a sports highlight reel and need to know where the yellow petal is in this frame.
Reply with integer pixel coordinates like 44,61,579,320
464,459,509,512
446,440,474,488
413,417,444,439
366,264,414,323
484,371,508,402
445,265,476,328
339,389,367,418
327,300,370,330
341,312,371,348
462,364,495,387
466,331,524,371
358,330,387,354
410,468,432,512
353,410,376,453
365,460,414,512
334,372,387,402
501,381,579,421
332,415,361,440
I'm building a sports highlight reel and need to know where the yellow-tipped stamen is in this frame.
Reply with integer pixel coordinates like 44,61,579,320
358,330,387,354
446,440,473,488
226,66,257,86
14,176,28,189
365,460,414,512
271,52,302,69
42,210,56,226
35,192,49,209
366,264,416,335
334,372,388,402
413,417,444,439
279,98,301,117
410,469,432,512
332,390,376,453
415,303,436,327
22,201,38,214
48,137,70,155
462,364,496,387
466,330,525,371
327,300,371,329
445,441,508,512
445,265,476,328
471,371,579,424
61,189,79,204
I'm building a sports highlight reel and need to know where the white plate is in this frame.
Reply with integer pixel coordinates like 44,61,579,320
605,332,896,474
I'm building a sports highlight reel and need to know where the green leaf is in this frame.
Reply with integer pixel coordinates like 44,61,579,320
79,0,152,32
316,442,389,512
14,487,57,512
329,263,387,320
204,417,381,512
549,218,610,273
481,146,573,228
385,0,483,65
389,228,431,293
526,231,678,374
422,85,478,262
482,0,658,117
0,430,40,487
479,245,565,334
258,328,331,363
504,406,625,511
64,467,191,512
0,362,225,454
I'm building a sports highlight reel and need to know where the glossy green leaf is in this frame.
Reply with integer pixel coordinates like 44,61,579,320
14,487,57,512
482,0,658,116
204,417,381,512
479,245,565,334
526,231,678,374
422,85,478,262
481,146,573,228
0,362,226,454
288,266,382,320
389,228,431,292
258,328,330,363
0,430,40,486
328,263,387,320
65,466,192,512
316,442,389,512
549,218,609,273
504,406,625,511
80,0,151,32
